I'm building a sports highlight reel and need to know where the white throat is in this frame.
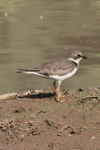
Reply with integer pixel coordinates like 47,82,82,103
68,57,82,64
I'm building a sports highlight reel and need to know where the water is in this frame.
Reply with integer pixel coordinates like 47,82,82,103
0,0,100,94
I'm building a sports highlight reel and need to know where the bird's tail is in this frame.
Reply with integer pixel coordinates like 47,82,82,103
16,68,40,74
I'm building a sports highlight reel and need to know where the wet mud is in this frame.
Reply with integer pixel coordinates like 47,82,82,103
0,87,100,150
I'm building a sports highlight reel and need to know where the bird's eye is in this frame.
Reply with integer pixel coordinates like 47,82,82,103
77,54,81,58
74,54,81,60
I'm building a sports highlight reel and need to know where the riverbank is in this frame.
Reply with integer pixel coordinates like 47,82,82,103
0,87,100,150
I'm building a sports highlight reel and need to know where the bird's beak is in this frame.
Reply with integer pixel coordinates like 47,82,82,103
82,56,87,59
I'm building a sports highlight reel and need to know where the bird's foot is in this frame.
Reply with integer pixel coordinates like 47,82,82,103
56,94,66,102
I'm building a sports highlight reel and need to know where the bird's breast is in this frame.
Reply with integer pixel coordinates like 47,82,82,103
49,66,78,81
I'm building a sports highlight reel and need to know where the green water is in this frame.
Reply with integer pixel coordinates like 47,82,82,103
0,0,100,94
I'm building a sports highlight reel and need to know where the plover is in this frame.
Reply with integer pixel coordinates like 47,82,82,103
17,50,87,102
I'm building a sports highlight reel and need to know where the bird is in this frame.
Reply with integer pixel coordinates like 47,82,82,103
17,50,87,102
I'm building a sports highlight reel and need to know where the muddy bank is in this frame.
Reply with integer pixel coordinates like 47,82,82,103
0,87,100,150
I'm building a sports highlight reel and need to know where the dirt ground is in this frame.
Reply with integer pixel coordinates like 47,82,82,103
0,87,100,150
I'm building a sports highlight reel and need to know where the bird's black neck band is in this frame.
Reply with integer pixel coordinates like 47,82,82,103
71,60,78,67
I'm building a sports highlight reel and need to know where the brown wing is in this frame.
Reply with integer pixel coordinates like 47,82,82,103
37,58,77,76
17,58,77,76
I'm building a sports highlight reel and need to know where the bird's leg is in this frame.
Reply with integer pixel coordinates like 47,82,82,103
53,81,57,92
53,81,65,102
56,85,61,102
53,81,60,100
